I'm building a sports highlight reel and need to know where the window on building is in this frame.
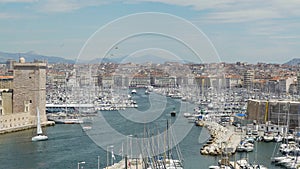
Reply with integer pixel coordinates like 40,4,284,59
25,106,29,112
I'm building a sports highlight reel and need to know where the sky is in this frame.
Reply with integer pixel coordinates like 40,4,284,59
0,0,300,64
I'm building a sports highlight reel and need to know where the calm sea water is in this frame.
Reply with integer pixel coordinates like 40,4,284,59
0,89,282,169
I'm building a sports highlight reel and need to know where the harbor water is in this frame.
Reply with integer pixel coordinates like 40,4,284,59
0,89,282,169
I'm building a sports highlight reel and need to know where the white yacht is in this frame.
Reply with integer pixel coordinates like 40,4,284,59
131,89,137,94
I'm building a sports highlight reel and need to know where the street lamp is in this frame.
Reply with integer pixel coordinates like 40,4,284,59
77,161,85,169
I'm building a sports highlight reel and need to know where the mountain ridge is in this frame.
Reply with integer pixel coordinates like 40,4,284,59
284,58,300,66
0,51,75,64
1,50,297,65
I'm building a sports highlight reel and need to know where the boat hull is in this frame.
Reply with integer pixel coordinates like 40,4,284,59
170,111,176,117
49,118,83,124
32,135,48,141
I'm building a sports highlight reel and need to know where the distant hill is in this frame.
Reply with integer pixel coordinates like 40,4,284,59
284,58,300,66
88,54,194,64
0,51,75,64
0,51,195,64
87,56,126,64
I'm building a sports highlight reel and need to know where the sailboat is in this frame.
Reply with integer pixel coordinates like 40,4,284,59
32,107,48,141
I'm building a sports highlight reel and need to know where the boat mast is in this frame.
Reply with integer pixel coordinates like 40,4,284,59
36,64,43,135
65,75,68,115
167,119,170,159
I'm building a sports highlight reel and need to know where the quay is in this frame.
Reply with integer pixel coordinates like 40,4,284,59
0,121,55,134
200,120,243,156
46,103,95,112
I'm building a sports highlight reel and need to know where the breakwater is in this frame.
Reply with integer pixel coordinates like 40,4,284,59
200,121,243,156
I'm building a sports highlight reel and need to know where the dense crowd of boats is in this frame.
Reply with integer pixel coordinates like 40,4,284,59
45,83,300,168
178,97,300,169
270,136,300,168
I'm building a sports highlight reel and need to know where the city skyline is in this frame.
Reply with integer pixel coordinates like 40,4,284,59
0,0,299,64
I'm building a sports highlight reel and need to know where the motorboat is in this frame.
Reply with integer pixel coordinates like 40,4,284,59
274,135,283,142
131,89,137,94
236,142,254,152
145,89,150,95
170,111,176,117
183,112,192,118
82,126,92,131
263,133,274,142
187,117,195,123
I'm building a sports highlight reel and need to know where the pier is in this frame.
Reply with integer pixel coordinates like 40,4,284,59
200,120,243,156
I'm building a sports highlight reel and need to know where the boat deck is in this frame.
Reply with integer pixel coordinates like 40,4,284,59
229,161,241,169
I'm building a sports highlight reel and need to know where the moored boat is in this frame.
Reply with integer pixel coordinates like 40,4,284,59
263,133,274,142
54,118,83,124
131,89,137,94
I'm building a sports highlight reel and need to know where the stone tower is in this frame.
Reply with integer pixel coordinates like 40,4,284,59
12,58,47,123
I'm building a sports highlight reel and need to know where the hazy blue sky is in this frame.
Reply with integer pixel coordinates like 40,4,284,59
0,0,299,63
